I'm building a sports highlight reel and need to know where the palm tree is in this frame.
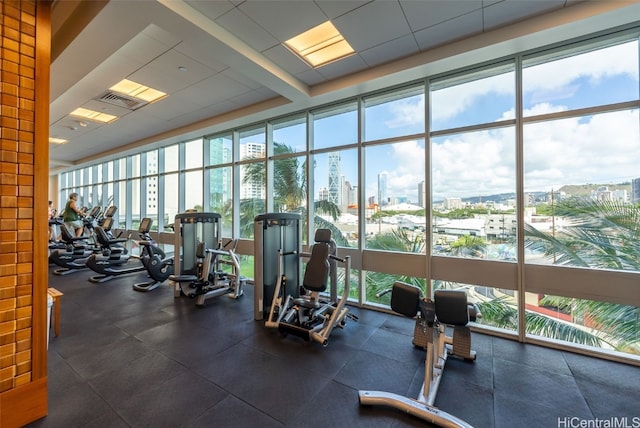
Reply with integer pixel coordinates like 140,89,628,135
362,225,622,351
523,197,640,353
449,235,487,258
364,228,426,301
241,142,344,243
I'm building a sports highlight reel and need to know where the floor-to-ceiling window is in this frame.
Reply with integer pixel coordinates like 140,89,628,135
206,134,233,237
56,28,640,361
429,62,519,335
522,35,640,355
238,126,266,239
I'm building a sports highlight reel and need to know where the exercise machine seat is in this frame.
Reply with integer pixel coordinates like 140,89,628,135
59,224,89,245
95,225,127,248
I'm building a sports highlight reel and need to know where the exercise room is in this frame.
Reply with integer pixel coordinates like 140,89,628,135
1,1,639,427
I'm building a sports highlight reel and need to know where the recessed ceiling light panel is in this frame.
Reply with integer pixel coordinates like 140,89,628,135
110,79,167,103
284,21,355,68
70,107,118,124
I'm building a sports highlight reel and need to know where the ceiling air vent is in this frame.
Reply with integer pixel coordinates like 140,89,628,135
96,91,149,110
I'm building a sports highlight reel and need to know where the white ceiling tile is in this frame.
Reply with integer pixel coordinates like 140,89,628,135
214,7,279,52
140,23,184,47
295,68,328,86
316,53,369,80
482,0,566,31
400,0,482,32
237,0,327,41
219,68,263,90
334,0,412,51
313,0,371,20
185,0,236,20
414,9,483,51
229,89,277,109
128,49,220,94
144,93,204,120
262,44,312,76
172,38,231,73
360,34,420,67
185,73,253,106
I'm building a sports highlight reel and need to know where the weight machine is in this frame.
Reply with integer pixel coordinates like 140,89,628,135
359,281,480,427
168,212,244,306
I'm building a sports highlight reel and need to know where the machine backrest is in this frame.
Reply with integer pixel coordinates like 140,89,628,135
314,228,331,243
434,290,469,326
390,281,421,318
87,206,102,218
94,226,112,247
103,206,117,218
59,224,75,243
102,216,114,231
139,217,153,233
302,242,330,292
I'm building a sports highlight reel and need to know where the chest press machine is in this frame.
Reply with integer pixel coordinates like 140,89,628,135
253,213,354,346
168,212,244,307
265,228,353,346
359,281,480,428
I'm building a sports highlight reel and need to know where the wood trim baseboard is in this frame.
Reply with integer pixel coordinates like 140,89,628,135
0,377,48,428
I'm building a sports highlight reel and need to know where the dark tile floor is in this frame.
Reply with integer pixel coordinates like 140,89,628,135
29,265,640,428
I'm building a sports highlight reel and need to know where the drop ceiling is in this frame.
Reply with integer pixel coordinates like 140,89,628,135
49,0,640,172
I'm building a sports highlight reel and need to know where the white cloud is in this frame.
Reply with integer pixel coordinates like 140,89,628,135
384,96,425,129
431,72,514,122
523,42,638,95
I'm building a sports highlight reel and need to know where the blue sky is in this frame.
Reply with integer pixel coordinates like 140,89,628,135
278,39,640,204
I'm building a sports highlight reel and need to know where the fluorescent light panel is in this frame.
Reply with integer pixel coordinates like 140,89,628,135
110,79,166,103
285,21,354,68
70,107,118,123
49,137,68,144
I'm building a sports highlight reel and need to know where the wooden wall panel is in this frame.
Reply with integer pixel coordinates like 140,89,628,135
0,0,50,426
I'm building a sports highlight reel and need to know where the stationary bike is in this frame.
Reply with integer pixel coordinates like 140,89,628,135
359,281,480,427
86,217,161,283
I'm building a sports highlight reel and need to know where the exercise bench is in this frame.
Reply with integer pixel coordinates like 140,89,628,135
47,287,63,337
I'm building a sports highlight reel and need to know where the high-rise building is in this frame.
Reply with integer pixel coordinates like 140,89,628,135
444,197,462,210
209,138,232,208
378,172,388,206
328,152,341,208
632,178,640,204
418,181,425,207
239,142,266,199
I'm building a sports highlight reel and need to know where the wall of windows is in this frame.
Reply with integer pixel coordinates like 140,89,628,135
58,28,640,363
